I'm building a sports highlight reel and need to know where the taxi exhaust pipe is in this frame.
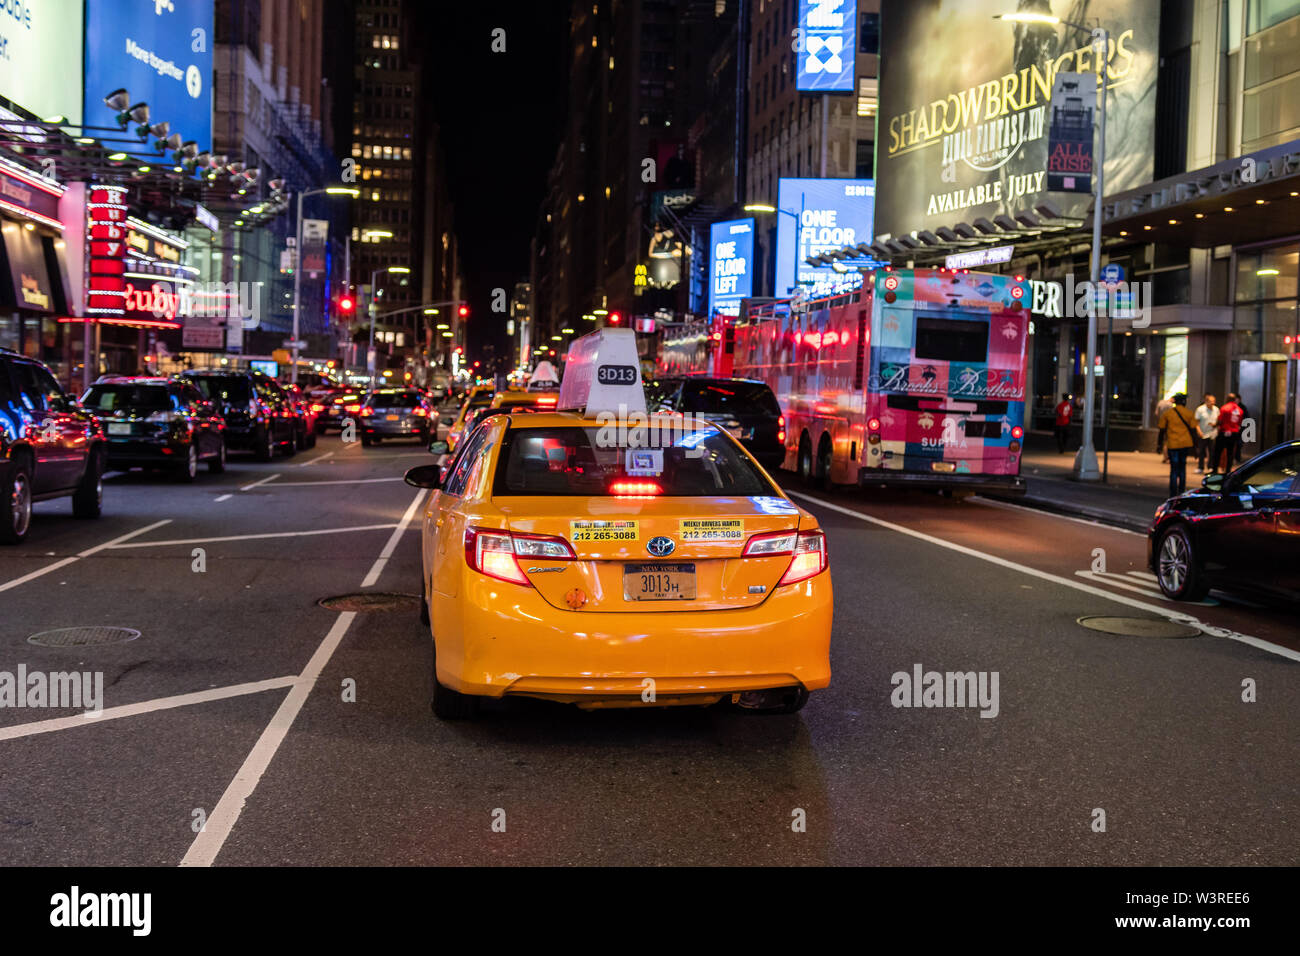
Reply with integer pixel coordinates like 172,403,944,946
734,687,804,711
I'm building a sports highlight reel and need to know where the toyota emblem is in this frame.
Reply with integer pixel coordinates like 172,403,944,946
647,536,675,557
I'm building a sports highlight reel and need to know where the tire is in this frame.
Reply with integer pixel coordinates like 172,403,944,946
361,435,373,447
1155,524,1209,602
176,443,199,482
72,449,104,518
816,435,833,490
305,426,317,449
431,643,478,720
420,591,430,625
0,461,33,544
771,687,810,714
256,426,275,462
797,434,815,486
208,441,227,474
285,428,299,457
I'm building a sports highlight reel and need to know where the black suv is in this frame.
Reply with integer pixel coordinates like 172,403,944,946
82,376,227,481
182,369,298,460
0,349,106,543
646,377,786,470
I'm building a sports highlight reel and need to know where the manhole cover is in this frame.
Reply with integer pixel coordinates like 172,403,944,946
27,626,141,647
1076,616,1202,638
318,592,421,613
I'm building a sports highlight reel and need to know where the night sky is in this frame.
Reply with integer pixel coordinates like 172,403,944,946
415,1,570,368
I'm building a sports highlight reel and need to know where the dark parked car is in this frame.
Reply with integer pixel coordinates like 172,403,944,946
0,348,106,543
1149,439,1300,603
359,388,434,445
82,376,226,481
646,376,786,470
183,369,298,460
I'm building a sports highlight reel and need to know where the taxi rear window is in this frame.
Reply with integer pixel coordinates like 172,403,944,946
493,426,776,497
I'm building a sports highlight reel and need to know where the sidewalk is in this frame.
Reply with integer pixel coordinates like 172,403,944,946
992,435,1199,531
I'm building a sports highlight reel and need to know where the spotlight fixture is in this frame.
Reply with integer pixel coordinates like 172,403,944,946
226,161,245,175
241,167,260,184
127,102,150,128
160,132,182,153
267,178,285,193
104,88,130,125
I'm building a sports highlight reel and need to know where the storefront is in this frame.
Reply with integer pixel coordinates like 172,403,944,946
0,158,76,382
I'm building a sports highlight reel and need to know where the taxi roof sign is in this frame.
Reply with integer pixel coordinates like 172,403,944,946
557,328,646,417
529,360,559,386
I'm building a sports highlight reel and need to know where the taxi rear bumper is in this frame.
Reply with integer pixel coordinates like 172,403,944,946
434,573,833,702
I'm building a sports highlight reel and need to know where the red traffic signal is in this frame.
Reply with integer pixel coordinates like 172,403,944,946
337,295,355,314
608,311,621,324
458,304,469,318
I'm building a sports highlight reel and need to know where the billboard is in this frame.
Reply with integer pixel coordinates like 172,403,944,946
0,0,84,125
796,0,857,93
775,178,875,296
708,218,754,318
84,0,214,149
875,0,1159,238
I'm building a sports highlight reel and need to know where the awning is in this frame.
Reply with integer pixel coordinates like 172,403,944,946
1101,139,1300,247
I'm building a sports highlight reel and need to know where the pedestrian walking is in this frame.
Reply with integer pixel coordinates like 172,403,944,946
1156,392,1197,497
1053,392,1073,454
1193,393,1218,474
1155,394,1174,463
1214,393,1244,474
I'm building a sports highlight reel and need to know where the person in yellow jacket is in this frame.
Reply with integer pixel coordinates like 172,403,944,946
1157,392,1198,497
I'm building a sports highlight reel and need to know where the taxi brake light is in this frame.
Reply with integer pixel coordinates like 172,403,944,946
345,403,362,413
359,406,374,418
778,530,827,586
536,396,558,405
610,480,661,497
743,530,797,556
310,403,325,412
465,528,531,586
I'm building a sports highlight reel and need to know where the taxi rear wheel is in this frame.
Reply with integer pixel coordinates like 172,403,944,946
431,642,479,719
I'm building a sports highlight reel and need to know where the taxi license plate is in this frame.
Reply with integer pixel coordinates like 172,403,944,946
931,460,956,473
385,414,400,421
623,563,696,601
107,422,131,435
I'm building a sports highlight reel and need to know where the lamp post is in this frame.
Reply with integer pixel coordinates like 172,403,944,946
743,201,803,296
368,265,410,387
291,186,359,384
998,11,1108,480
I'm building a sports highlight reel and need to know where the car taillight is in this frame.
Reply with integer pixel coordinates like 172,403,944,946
868,417,881,432
310,403,325,412
413,407,428,416
464,528,575,586
359,406,374,417
778,530,827,586
1009,440,1021,452
536,397,557,406
777,415,785,443
345,404,361,413
743,530,797,556
609,480,661,496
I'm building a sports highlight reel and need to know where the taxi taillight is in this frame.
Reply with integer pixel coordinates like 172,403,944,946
778,530,827,586
464,528,575,587
743,530,797,556
777,415,785,443
359,406,374,418
610,480,661,497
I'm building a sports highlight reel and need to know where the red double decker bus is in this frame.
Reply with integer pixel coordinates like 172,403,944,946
735,267,1029,494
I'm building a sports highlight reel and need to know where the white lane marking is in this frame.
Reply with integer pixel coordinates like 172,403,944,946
789,491,1300,664
214,494,232,502
0,520,172,595
360,488,427,587
0,676,298,742
296,451,334,467
1075,570,1171,601
256,477,405,487
180,613,357,867
1125,570,1159,582
108,524,399,549
971,495,1146,537
239,473,280,492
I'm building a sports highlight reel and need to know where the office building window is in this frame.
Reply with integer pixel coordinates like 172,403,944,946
860,12,880,53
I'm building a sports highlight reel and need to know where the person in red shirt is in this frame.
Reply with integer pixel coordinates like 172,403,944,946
1213,393,1244,475
1054,393,1073,454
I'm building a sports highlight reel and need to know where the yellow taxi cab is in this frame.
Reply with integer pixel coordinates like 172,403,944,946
444,383,495,451
405,330,831,719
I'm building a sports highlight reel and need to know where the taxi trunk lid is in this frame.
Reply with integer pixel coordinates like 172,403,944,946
495,496,803,612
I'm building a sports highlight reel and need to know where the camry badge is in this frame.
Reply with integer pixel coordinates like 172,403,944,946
647,536,675,557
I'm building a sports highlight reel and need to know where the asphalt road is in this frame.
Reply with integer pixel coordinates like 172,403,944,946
1,433,1296,866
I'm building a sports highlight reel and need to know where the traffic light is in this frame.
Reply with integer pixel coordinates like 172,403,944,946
458,303,469,318
337,294,355,315
608,312,621,324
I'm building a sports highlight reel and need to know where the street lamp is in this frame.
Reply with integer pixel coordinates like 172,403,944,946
291,186,359,384
997,10,1108,481
368,265,410,386
745,200,805,296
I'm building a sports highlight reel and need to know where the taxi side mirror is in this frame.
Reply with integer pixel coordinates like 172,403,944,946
1201,472,1224,493
428,440,449,456
404,464,443,489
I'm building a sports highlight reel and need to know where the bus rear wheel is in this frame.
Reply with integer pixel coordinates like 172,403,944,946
797,434,815,485
817,434,833,489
